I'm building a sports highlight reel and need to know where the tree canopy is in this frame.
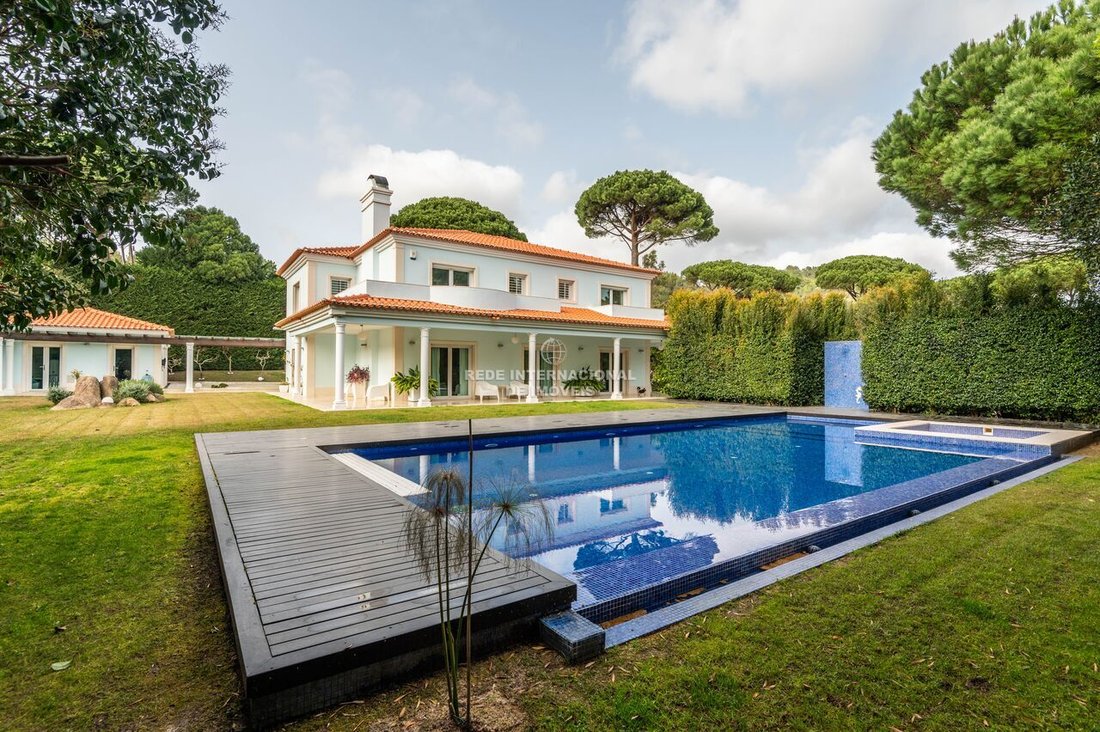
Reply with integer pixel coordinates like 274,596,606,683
814,255,928,299
137,206,275,283
389,197,527,241
681,260,800,297
575,170,718,266
0,0,227,331
873,1,1100,271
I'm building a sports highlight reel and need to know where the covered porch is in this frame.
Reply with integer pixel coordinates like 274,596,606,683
281,310,666,411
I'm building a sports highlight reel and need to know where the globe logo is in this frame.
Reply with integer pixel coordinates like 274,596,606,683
539,338,567,366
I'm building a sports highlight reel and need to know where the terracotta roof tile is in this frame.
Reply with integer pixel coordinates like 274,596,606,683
275,294,668,331
32,307,174,334
276,228,661,276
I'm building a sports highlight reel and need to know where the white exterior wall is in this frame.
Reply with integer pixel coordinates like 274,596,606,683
3,340,168,395
397,241,651,307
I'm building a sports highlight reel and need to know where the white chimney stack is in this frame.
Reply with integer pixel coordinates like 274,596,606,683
360,174,392,240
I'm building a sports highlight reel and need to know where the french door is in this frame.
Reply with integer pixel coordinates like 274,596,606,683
598,350,627,393
31,346,61,390
430,346,470,397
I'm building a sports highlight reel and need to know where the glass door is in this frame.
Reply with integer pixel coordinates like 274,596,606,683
599,351,627,393
522,349,554,395
114,348,133,380
430,346,470,397
31,346,61,390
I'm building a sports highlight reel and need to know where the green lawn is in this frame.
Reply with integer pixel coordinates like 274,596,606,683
0,393,1096,731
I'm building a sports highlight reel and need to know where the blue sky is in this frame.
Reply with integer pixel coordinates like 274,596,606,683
193,0,1050,276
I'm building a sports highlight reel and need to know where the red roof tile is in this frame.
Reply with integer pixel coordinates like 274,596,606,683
32,307,174,334
275,294,668,331
276,228,660,276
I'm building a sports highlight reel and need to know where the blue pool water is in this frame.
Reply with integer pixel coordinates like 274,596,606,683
348,415,1028,610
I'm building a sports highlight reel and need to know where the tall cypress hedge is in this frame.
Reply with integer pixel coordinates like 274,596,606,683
92,266,286,371
859,282,1100,422
654,290,852,404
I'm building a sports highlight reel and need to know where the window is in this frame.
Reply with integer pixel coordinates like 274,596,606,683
508,273,527,295
557,279,575,301
330,277,351,296
291,282,300,311
600,286,627,306
432,266,471,286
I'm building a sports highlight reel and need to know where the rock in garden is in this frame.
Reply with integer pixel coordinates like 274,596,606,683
144,394,158,403
100,374,119,399
118,397,141,407
51,375,102,411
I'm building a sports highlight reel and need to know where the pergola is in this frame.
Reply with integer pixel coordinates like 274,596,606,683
3,331,285,393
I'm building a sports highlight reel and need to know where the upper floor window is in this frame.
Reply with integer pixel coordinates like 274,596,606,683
557,279,575,302
507,273,527,295
291,282,301,311
330,277,351,296
432,265,472,287
600,285,627,306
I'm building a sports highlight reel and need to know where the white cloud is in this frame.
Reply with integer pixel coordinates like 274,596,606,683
541,170,583,204
316,145,525,215
300,62,526,219
448,77,544,147
619,0,1048,114
768,232,957,278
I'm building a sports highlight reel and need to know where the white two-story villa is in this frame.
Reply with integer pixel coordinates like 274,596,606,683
276,175,668,408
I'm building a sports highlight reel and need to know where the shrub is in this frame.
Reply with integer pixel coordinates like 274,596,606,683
92,265,285,370
654,289,852,405
146,381,164,396
859,280,1100,422
47,387,72,405
114,379,151,403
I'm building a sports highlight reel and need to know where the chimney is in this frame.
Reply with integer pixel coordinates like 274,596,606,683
360,174,392,240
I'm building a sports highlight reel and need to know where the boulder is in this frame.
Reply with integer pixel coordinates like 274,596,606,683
51,375,101,411
100,374,119,399
118,397,141,407
143,393,158,403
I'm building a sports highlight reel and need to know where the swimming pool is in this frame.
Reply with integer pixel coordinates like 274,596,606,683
345,415,1047,621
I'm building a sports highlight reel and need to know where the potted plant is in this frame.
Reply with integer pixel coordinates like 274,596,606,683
563,367,604,397
391,366,438,403
346,364,370,402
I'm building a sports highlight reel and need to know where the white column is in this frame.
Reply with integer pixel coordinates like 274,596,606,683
300,337,309,399
332,320,347,409
293,337,304,395
3,338,14,395
611,337,623,400
185,342,195,393
526,333,539,403
417,327,432,407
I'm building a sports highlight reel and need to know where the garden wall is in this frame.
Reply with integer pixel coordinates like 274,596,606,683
653,290,852,405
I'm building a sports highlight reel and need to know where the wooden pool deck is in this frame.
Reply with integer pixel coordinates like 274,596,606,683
197,405,787,726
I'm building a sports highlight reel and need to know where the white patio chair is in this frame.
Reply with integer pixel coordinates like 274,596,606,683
507,380,531,400
366,382,390,406
475,380,501,404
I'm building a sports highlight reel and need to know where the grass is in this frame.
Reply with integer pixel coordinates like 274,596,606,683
0,392,1097,730
0,393,680,731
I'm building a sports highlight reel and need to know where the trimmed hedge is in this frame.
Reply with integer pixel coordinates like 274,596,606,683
654,290,852,405
93,266,285,371
861,301,1100,423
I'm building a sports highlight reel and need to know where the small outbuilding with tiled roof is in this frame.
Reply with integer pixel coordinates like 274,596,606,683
276,175,669,410
0,307,175,395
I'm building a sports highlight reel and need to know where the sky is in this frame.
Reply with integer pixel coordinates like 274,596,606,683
191,0,1052,278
